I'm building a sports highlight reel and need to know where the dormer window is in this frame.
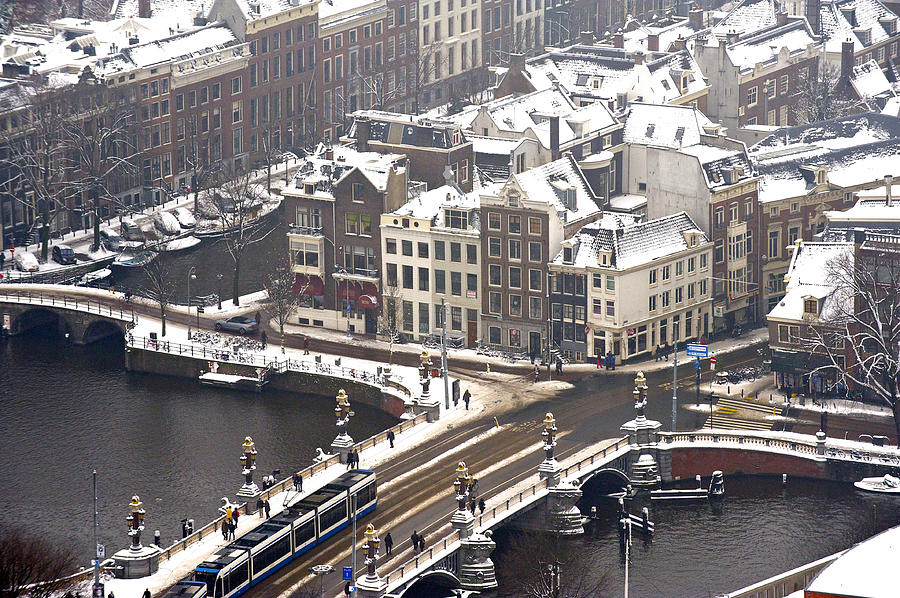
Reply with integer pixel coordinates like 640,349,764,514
563,247,574,264
508,193,519,207
803,298,818,316
304,183,315,194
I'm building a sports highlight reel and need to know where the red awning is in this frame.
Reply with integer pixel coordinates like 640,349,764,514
362,282,379,296
293,274,325,296
337,282,361,301
292,274,309,294
358,294,379,309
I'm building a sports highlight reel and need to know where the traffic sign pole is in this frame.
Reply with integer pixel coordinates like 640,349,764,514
671,349,678,432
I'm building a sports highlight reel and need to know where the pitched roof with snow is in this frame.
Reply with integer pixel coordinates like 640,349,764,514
807,525,900,598
850,59,896,100
622,15,702,53
113,0,208,29
767,240,854,322
516,45,708,105
345,110,469,149
483,87,575,132
711,0,780,35
390,184,484,229
623,102,715,147
286,144,404,198
98,23,240,75
511,156,604,223
720,18,819,72
551,211,709,270
751,113,900,202
820,0,900,53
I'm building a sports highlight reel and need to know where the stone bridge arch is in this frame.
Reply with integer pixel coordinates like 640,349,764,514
9,306,72,339
397,570,462,598
81,318,126,344
3,303,128,345
578,467,630,499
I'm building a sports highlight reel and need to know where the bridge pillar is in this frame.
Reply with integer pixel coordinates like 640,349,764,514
546,481,584,535
355,524,387,598
458,530,498,591
236,436,261,500
417,369,441,422
538,412,562,487
331,389,355,463
620,372,662,488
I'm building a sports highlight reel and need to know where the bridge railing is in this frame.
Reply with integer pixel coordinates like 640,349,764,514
382,436,631,590
0,288,136,322
659,430,900,464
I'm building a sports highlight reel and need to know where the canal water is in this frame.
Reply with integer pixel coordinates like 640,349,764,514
492,475,900,597
0,327,397,562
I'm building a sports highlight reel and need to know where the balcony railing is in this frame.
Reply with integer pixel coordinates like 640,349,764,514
288,224,324,236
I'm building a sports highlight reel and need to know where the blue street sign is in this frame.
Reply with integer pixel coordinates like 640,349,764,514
342,567,353,581
695,358,700,370
686,343,709,358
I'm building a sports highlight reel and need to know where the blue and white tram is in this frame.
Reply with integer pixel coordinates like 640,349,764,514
193,469,377,598
162,580,208,598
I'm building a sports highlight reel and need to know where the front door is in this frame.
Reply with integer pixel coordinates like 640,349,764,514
467,321,477,347
529,331,541,357
364,310,377,335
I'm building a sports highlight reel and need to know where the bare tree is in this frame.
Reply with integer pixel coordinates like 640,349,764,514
142,257,177,337
496,531,608,597
0,525,78,598
205,167,278,306
409,37,448,114
377,282,404,367
184,112,221,215
807,249,900,444
0,83,75,261
793,62,865,125
64,68,141,252
264,258,301,353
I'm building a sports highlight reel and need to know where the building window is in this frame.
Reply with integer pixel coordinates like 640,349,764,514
509,239,521,260
593,273,603,288
746,86,758,107
418,242,429,258
662,265,670,281
489,326,501,344
402,240,413,256
593,298,603,315
509,215,521,234
402,265,413,288
649,269,657,285
530,297,542,319
419,303,430,333
450,242,462,262
528,217,541,235
509,267,521,288
488,212,501,229
446,209,468,229
488,237,501,258
386,238,397,254
804,298,818,315
529,242,541,262
489,264,501,286
529,269,542,291
509,328,521,347
451,271,462,295
489,292,501,314
435,241,446,260
435,270,446,294
419,267,430,291
649,294,657,311
662,291,670,308
606,276,615,291
509,295,522,316
605,301,615,317
467,244,477,264
768,230,779,259
715,240,724,263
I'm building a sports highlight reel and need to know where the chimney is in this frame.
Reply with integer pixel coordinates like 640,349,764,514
840,38,855,82
580,30,595,45
356,116,371,152
647,32,659,51
671,34,686,51
550,115,560,161
805,0,820,34
633,50,644,65
887,174,893,206
509,52,526,74
776,9,788,26
725,31,740,45
613,31,624,48
325,146,334,161
138,0,151,18
689,5,703,29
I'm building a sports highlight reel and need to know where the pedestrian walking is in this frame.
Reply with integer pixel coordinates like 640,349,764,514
529,349,536,364
654,345,660,362
303,335,310,354
261,330,267,348
232,508,240,527
344,581,351,596
418,532,426,552
555,357,563,375
293,472,303,492
387,429,395,448
346,452,353,470
533,365,540,383
410,530,420,553
664,343,670,361
143,589,151,598
230,521,236,540
254,310,262,325
384,532,393,555
478,498,485,514
469,498,476,513
0,252,5,270
257,498,264,517
263,499,270,518
108,592,115,598
463,389,471,410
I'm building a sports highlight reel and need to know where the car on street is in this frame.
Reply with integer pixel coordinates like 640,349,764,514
14,251,39,272
100,229,126,251
214,316,258,335
51,244,76,264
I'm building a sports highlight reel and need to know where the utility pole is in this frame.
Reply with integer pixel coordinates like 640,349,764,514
546,272,552,381
440,296,450,410
671,349,678,432
695,357,701,409
350,493,357,596
92,470,102,598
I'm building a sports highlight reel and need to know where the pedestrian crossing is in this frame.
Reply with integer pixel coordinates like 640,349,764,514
704,396,780,431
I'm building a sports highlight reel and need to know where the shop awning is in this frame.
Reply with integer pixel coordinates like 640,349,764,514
293,274,325,296
359,294,379,309
337,282,361,301
362,282,379,296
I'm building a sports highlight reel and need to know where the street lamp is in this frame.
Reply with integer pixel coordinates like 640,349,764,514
309,564,334,598
187,267,197,339
440,296,450,410
216,273,223,310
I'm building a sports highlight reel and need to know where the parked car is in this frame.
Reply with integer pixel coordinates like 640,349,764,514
100,229,126,251
172,207,196,228
14,251,39,272
152,211,181,236
51,244,76,264
120,218,144,241
214,316,258,335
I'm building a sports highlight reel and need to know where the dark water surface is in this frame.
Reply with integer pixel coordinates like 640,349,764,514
0,329,397,563
493,475,900,597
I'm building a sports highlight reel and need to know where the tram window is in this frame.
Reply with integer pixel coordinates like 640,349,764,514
224,562,249,595
354,483,376,508
195,571,218,595
253,536,290,572
319,502,347,530
294,520,315,547
215,578,223,598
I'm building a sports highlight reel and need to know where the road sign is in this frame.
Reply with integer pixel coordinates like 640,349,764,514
96,544,105,559
710,356,717,370
686,343,709,358
342,567,353,581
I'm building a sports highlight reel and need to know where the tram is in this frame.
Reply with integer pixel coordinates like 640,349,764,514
192,469,376,598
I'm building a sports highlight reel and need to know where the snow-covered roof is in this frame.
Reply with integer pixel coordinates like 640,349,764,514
826,193,900,225
511,45,708,106
113,0,207,29
286,144,404,198
820,0,899,53
482,87,575,132
719,19,819,72
319,0,383,23
807,522,900,597
850,59,896,100
752,114,900,202
623,102,715,147
711,0,780,35
345,110,468,149
621,15,702,53
551,211,708,270
470,135,522,156
390,184,482,230
511,156,603,223
767,241,854,322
